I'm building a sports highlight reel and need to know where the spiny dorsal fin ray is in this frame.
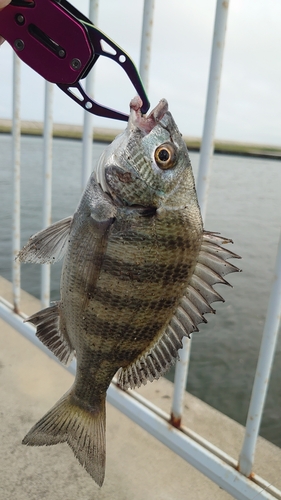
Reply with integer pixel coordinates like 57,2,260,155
200,241,240,261
17,216,73,264
180,296,207,325
118,231,241,390
197,251,240,277
202,231,235,246
25,303,74,366
190,274,225,303
175,306,199,334
184,285,215,315
194,262,232,287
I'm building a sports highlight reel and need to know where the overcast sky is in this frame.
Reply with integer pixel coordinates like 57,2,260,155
0,0,280,145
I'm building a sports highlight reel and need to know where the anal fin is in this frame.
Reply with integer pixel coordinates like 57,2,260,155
25,303,74,366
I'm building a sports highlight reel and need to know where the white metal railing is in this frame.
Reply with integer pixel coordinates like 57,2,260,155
11,52,21,314
0,1,281,499
41,81,53,308
171,0,230,427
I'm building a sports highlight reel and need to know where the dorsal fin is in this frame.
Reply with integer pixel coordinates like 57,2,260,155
118,231,241,390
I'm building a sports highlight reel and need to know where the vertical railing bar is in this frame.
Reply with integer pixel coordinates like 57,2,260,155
40,82,54,309
171,340,192,425
171,0,230,425
139,0,155,92
81,0,99,190
196,0,230,219
12,53,21,314
238,231,281,477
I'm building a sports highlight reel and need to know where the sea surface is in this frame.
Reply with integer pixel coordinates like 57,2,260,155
0,134,280,447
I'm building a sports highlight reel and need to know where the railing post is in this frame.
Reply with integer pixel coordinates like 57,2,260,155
171,0,230,425
12,53,21,314
239,232,281,476
81,0,99,189
40,82,54,308
171,340,192,426
139,0,155,92
196,0,230,219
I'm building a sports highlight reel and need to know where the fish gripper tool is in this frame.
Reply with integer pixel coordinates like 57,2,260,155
0,0,150,121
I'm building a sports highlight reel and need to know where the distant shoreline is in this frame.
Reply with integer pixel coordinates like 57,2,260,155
0,119,280,160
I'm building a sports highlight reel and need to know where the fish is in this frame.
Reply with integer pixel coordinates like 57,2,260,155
17,96,241,486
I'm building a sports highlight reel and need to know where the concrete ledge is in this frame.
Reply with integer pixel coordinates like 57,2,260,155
0,276,280,499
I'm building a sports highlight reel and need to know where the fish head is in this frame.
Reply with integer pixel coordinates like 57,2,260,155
95,96,198,211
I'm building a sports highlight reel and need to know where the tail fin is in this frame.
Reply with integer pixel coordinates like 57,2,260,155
22,389,106,487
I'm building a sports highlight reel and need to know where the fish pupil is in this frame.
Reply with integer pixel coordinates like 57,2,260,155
158,149,170,162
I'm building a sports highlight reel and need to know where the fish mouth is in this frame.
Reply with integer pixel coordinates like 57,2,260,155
129,96,168,134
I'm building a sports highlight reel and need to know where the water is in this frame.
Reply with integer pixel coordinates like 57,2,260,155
0,134,280,447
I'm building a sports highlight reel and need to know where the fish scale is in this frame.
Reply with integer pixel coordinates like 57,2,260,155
17,97,241,486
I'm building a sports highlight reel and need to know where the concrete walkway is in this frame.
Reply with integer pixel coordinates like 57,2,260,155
0,277,280,500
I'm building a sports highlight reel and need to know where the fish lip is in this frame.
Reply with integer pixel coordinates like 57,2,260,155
129,96,168,134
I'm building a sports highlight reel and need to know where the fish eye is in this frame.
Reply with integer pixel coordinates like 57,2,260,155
154,143,176,170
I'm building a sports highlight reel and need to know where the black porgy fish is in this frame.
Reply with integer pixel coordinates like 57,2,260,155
18,97,241,486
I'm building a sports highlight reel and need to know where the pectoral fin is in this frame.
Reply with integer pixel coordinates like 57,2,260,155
17,216,73,264
118,231,241,390
25,302,74,365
